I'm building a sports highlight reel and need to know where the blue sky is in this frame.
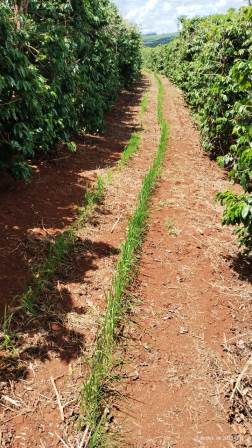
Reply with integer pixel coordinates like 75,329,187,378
113,0,247,33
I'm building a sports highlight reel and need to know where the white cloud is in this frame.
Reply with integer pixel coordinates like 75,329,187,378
126,0,159,21
216,0,230,6
162,4,172,13
113,0,246,33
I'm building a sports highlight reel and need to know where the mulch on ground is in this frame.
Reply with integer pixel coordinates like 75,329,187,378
114,79,252,448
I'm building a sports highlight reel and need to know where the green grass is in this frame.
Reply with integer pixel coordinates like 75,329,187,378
118,133,141,167
22,176,105,314
0,309,16,352
155,72,165,124
118,92,149,168
140,93,149,116
81,74,169,446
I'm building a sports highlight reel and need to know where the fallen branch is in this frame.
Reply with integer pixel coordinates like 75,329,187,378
78,426,91,448
55,433,71,448
230,355,252,401
2,395,21,408
50,377,64,422
111,213,122,233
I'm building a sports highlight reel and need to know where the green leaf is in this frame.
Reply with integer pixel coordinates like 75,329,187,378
66,141,77,153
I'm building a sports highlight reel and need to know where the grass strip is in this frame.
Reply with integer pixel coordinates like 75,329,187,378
140,93,149,117
81,74,169,446
155,72,165,124
118,133,141,167
118,93,149,168
22,176,105,314
11,91,150,316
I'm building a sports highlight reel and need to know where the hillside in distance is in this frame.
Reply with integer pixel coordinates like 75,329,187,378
143,32,178,47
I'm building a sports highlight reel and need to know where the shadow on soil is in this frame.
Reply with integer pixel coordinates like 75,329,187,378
0,76,149,383
227,253,252,284
0,236,119,382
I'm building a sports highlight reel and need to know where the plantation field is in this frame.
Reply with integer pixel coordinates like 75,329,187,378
142,32,178,47
0,2,252,448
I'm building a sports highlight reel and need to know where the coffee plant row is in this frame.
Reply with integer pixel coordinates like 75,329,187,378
0,0,142,179
146,7,252,253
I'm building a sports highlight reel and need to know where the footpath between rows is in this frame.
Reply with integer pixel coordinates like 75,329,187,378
115,78,252,448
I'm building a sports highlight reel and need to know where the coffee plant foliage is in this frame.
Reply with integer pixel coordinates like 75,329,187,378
145,6,252,252
0,0,142,179
217,191,252,253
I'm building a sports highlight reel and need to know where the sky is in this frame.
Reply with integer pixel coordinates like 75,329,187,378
113,0,247,34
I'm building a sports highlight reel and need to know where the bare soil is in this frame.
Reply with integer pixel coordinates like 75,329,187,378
115,79,252,448
0,75,161,447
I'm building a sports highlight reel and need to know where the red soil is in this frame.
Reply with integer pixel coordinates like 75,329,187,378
0,75,162,447
116,79,252,448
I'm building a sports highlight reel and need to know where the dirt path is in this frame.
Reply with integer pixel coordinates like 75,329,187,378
0,80,147,316
116,79,252,448
0,75,162,447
